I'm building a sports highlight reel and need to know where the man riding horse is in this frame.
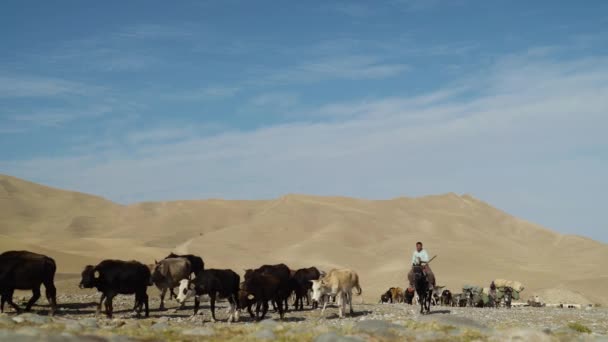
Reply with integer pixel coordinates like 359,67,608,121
407,241,436,289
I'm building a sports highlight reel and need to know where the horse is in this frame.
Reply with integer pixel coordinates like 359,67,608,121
412,264,432,314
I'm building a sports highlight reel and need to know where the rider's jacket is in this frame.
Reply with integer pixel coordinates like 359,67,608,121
411,249,429,265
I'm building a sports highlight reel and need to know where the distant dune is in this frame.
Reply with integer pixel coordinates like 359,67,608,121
1,174,606,305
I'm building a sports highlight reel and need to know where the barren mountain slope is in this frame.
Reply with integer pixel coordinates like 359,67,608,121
1,174,606,305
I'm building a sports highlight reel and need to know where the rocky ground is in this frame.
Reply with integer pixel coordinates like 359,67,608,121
0,294,607,341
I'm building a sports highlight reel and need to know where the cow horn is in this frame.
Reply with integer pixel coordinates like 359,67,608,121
247,294,255,300
93,270,100,279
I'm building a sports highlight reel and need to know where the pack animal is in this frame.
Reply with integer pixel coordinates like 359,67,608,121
413,265,432,314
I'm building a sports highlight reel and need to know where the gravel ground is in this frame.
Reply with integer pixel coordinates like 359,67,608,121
0,294,606,341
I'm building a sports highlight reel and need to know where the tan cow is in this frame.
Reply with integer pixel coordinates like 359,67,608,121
310,268,362,318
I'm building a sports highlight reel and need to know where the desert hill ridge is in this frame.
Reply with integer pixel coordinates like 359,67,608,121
1,173,607,305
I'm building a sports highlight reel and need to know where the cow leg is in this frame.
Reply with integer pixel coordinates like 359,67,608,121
0,293,6,313
277,297,284,320
227,295,238,323
143,292,149,318
336,292,344,318
25,286,41,311
260,301,269,320
43,279,57,316
97,294,106,315
254,302,261,320
4,289,21,313
348,291,354,315
209,292,217,323
293,292,299,310
247,302,255,318
320,296,329,315
193,296,200,316
159,288,167,311
105,293,115,318
169,287,176,300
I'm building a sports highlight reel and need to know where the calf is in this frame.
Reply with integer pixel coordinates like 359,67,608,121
390,287,405,303
163,253,204,299
452,293,468,307
79,260,150,318
0,251,57,315
380,292,391,303
404,287,415,304
150,258,191,310
241,271,284,320
177,269,240,322
379,287,405,303
440,289,453,306
311,268,362,318
292,267,321,310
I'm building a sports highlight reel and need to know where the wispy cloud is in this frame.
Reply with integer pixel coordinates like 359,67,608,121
255,55,409,85
0,75,94,98
394,0,443,11
249,92,300,109
126,127,195,145
168,86,240,101
2,50,607,241
117,24,195,40
325,3,375,17
9,105,113,127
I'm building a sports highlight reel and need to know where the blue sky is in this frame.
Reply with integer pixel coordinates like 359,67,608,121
1,1,607,242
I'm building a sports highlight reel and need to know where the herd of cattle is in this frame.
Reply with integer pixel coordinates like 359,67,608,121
0,250,363,321
1,250,525,323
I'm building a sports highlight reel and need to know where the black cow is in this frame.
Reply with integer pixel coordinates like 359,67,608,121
0,251,57,315
79,260,150,318
241,271,284,320
163,253,205,299
244,263,291,313
177,269,240,323
292,267,321,310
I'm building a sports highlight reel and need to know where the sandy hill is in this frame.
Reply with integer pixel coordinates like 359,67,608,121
1,174,606,305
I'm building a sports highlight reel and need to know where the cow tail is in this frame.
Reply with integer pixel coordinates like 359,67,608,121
355,283,362,296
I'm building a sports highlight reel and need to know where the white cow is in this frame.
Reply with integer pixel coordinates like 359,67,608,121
311,268,362,318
